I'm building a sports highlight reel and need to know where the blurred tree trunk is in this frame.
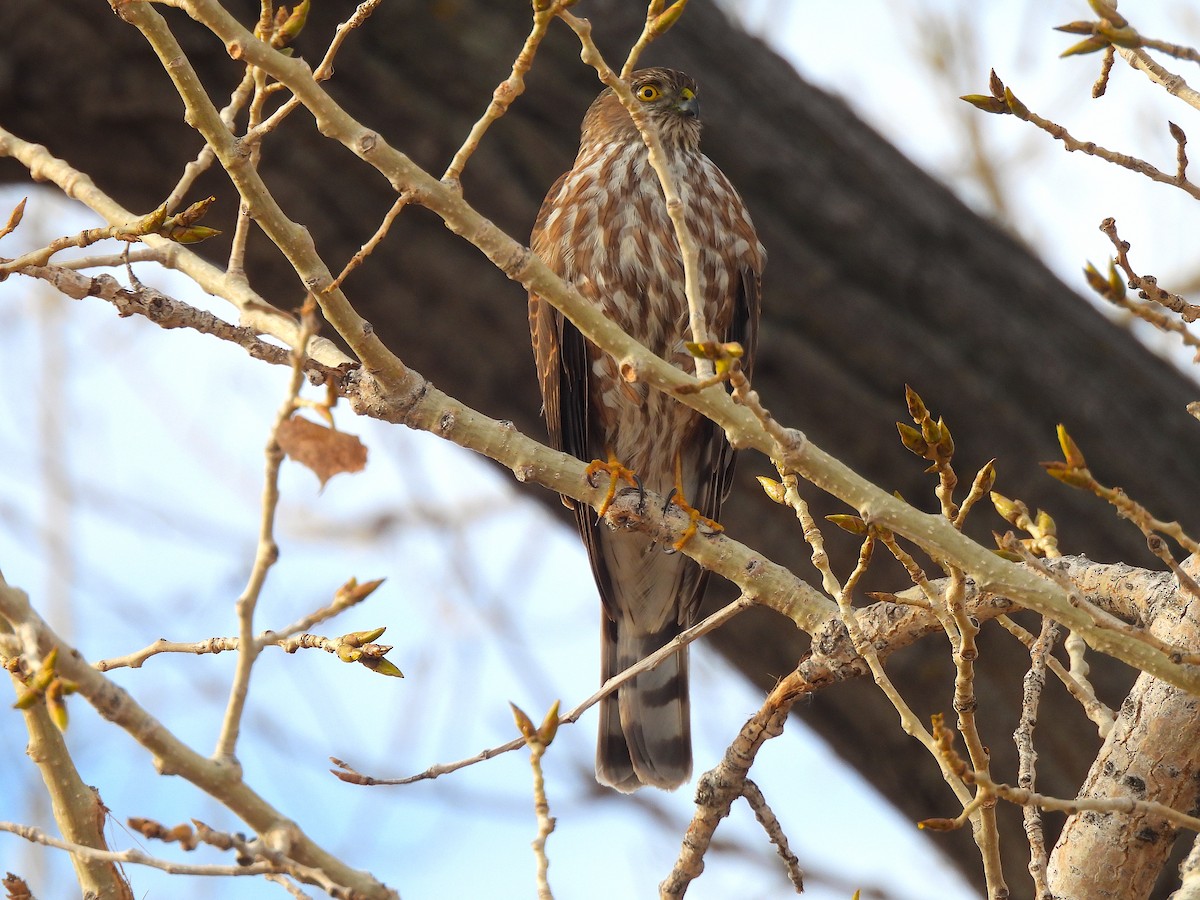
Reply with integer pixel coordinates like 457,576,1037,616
5,1,1200,893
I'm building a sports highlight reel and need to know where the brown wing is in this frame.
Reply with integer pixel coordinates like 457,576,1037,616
529,172,586,462
528,175,563,451
530,177,626,617
681,257,762,624
713,261,762,507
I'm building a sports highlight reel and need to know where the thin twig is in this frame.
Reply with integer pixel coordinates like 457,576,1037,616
509,702,559,900
263,576,386,643
442,3,560,187
1101,217,1200,324
1118,45,1200,112
0,820,278,879
329,191,412,291
529,735,554,900
953,459,997,530
988,73,1200,199
0,126,351,370
333,595,756,786
876,529,955,632
226,55,272,281
244,0,383,145
95,627,396,674
57,248,163,270
741,779,803,893
729,366,806,458
1015,617,1059,899
620,0,667,78
996,615,1115,735
213,296,318,764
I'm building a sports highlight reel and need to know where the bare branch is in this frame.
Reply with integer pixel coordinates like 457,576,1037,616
214,296,319,764
4,650,133,899
1100,217,1200,325
1118,45,1200,112
0,573,399,900
1015,617,1060,899
741,779,804,893
335,594,756,786
0,126,351,370
137,0,1200,692
0,820,279,879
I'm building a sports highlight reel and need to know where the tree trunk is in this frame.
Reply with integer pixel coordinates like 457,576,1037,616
5,1,1200,892
1047,559,1200,899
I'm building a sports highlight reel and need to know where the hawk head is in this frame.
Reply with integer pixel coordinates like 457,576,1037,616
580,68,702,153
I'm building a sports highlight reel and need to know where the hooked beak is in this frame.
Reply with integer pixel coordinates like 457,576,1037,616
675,94,700,119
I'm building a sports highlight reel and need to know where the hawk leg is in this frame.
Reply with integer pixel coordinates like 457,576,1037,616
585,454,639,521
666,453,723,551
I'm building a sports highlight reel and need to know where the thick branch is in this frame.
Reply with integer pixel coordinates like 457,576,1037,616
5,644,133,900
1048,557,1200,897
151,0,1200,697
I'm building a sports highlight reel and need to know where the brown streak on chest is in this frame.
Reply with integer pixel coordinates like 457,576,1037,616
541,140,762,487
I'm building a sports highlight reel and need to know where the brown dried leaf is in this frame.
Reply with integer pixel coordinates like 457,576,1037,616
276,416,367,486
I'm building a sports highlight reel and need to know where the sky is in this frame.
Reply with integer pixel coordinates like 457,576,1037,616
3,2,1200,899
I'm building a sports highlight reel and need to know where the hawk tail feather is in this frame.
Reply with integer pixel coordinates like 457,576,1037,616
596,613,691,792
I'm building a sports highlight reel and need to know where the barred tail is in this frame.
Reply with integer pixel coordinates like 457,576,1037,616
596,613,691,792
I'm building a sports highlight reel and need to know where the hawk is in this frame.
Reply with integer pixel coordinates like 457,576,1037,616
528,68,764,791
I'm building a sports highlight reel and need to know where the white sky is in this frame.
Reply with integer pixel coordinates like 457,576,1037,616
4,2,1200,898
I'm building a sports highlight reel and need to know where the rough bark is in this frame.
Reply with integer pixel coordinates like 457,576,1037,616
5,0,1200,893
1047,558,1200,899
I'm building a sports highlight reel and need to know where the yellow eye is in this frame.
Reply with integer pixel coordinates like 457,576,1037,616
636,84,661,102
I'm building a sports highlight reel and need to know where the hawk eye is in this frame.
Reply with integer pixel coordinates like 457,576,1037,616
636,84,662,102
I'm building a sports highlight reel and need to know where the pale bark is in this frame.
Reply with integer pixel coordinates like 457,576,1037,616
1047,558,1200,900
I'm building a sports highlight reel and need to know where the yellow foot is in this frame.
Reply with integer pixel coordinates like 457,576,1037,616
666,454,722,551
668,493,723,551
585,455,639,519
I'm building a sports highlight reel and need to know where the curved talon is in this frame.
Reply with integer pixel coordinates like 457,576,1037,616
633,474,647,513
669,499,723,551
585,455,639,521
666,453,722,551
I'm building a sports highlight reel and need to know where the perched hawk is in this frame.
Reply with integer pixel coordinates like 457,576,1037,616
528,68,764,791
